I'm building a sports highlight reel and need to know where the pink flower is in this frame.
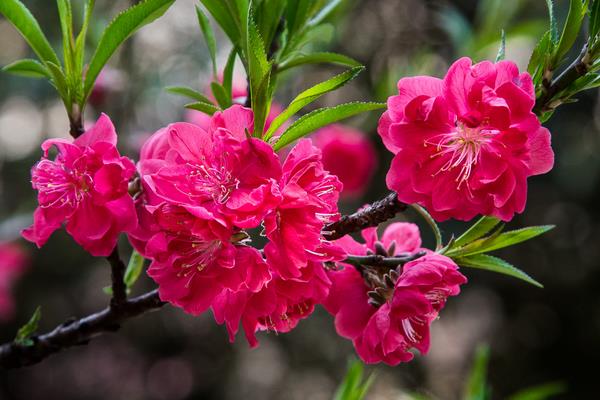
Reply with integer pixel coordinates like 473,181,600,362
89,67,124,108
140,105,282,229
379,57,554,221
264,138,343,279
313,124,377,198
145,205,270,316
0,242,29,321
22,114,137,256
324,223,467,365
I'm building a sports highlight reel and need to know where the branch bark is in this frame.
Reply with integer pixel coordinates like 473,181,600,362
0,191,405,369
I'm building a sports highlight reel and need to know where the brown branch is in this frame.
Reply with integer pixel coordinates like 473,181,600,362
324,192,408,240
0,290,164,369
0,191,405,369
534,43,592,115
106,246,128,308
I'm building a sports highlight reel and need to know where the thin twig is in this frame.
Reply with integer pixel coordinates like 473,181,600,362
106,245,128,308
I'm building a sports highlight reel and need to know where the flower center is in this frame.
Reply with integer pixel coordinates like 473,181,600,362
172,236,222,287
427,122,494,188
32,159,92,208
186,158,240,204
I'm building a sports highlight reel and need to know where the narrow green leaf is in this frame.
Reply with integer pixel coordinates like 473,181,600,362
247,12,271,134
3,59,50,78
277,52,361,72
463,345,491,400
166,86,213,103
528,30,552,76
185,101,220,116
196,5,218,77
0,0,60,66
495,29,506,62
57,0,75,78
507,382,566,400
456,254,543,287
453,217,502,249
124,249,146,289
211,82,232,108
83,0,176,102
255,0,286,49
411,204,443,251
15,306,42,346
546,0,558,44
591,0,600,39
222,48,238,97
47,61,71,106
555,0,587,63
265,66,364,140
274,102,385,150
73,0,95,105
308,0,343,27
199,0,240,46
448,225,554,258
333,360,375,400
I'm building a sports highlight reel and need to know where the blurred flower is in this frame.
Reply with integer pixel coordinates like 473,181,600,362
22,114,137,256
0,241,28,321
312,124,377,198
324,223,466,365
379,57,554,221
88,67,125,109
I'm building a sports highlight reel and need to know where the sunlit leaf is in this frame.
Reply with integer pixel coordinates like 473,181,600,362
455,254,543,287
2,59,50,78
15,307,42,347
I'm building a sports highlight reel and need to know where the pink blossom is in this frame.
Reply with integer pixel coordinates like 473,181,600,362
264,138,343,279
379,57,554,221
313,124,377,198
0,242,29,321
324,223,467,365
89,67,124,108
140,105,282,230
22,114,137,256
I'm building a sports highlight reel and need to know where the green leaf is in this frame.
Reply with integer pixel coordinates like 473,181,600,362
185,101,220,116
166,86,213,104
333,359,375,400
0,0,60,66
546,0,558,44
247,11,272,134
199,0,240,46
463,345,491,400
308,0,343,27
277,52,361,72
211,81,232,108
222,48,238,97
273,102,385,151
124,249,146,289
3,59,50,78
15,306,42,347
83,0,176,102
495,29,506,62
47,61,71,106
591,0,600,39
73,0,95,105
453,217,502,249
196,5,218,77
507,382,566,400
264,66,365,140
528,31,552,78
447,225,554,258
455,254,543,287
57,0,75,79
411,204,443,251
554,0,587,64
255,0,286,49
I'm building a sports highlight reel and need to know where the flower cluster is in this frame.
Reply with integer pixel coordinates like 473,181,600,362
22,115,137,256
379,57,554,221
130,105,343,345
325,223,466,365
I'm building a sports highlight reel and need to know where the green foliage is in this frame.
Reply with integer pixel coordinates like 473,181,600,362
453,217,502,248
273,102,385,151
84,0,176,102
2,59,50,78
464,345,492,400
507,382,566,400
15,307,42,347
495,30,506,62
591,0,600,40
554,0,588,65
454,254,543,288
196,5,218,76
333,360,374,400
166,86,214,104
211,82,233,108
185,101,220,116
264,66,365,140
277,52,361,72
124,250,146,290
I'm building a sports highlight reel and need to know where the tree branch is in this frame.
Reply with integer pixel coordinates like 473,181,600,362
107,246,128,308
534,42,592,115
323,192,408,240
0,191,405,369
0,290,164,369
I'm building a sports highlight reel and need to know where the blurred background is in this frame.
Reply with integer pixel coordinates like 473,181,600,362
0,0,598,398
